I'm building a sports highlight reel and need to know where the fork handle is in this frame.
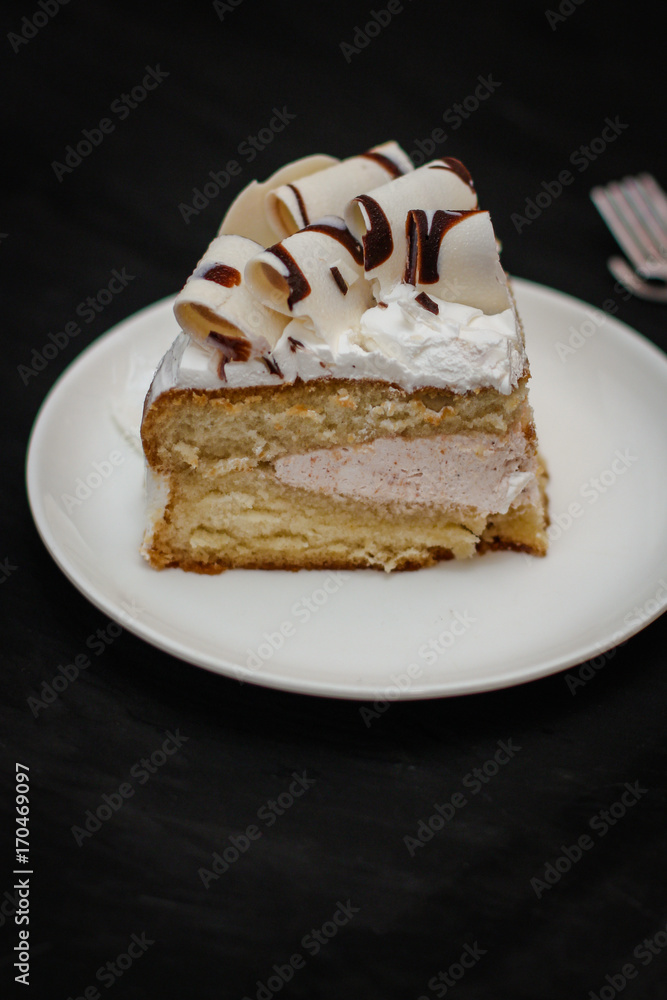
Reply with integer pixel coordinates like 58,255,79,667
608,256,667,302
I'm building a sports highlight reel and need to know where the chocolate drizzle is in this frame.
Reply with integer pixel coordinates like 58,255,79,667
330,266,348,295
354,195,393,271
263,355,283,377
287,183,309,227
303,222,363,266
428,157,476,191
267,244,311,309
208,330,252,363
201,264,242,287
404,209,475,285
209,329,252,380
361,150,405,178
415,291,439,315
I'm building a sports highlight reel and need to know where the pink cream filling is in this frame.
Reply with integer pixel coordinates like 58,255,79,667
273,432,537,514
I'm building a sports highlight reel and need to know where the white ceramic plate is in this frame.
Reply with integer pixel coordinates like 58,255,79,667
26,280,667,699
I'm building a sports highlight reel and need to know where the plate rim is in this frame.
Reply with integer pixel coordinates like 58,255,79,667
26,277,667,700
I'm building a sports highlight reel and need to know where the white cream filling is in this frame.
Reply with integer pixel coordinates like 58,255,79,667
273,432,536,514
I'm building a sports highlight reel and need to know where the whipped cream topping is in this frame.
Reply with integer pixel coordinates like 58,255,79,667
273,431,537,515
146,281,525,401
349,285,522,393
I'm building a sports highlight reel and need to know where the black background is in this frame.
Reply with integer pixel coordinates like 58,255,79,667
2,1,666,997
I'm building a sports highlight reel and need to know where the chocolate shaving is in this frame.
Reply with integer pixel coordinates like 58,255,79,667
263,355,283,377
330,266,348,295
415,291,439,315
288,336,304,352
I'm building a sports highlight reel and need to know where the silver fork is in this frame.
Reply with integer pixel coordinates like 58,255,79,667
590,173,667,302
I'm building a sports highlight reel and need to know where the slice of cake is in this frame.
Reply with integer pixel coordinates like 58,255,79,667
141,141,548,572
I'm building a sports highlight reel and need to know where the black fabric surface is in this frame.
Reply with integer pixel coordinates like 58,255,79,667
2,2,666,997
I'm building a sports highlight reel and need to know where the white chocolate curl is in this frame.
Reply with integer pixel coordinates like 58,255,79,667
265,140,414,239
244,219,374,338
405,210,510,314
344,158,478,295
173,234,289,361
218,153,338,247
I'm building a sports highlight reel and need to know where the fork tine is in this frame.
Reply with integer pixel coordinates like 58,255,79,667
607,181,660,263
623,177,667,253
633,174,667,268
638,173,667,228
590,186,651,272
